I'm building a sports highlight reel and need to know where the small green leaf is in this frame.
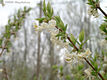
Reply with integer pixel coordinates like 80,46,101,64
70,34,76,46
65,75,71,80
43,0,46,14
79,30,84,43
0,39,2,46
47,2,51,13
0,60,3,63
99,23,107,33
36,18,45,23
96,0,99,3
59,65,63,72
52,65,58,69
78,64,84,71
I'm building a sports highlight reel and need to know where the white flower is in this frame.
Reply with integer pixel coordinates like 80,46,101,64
100,70,105,75
100,39,107,47
64,49,91,64
104,56,107,62
78,48,91,59
100,30,105,35
64,50,78,64
84,68,91,77
49,19,56,28
0,69,3,72
35,26,44,31
41,22,48,28
50,30,69,48
34,22,48,31
88,7,99,17
34,20,56,32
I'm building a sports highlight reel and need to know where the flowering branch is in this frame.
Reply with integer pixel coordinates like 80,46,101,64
0,7,31,57
35,0,106,80
0,7,31,80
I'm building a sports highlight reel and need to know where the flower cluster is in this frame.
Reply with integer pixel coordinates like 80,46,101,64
88,7,99,18
50,30,69,48
64,48,92,64
34,20,69,48
100,39,107,49
34,19,56,31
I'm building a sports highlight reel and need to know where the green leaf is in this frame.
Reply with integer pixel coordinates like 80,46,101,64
79,30,84,43
47,2,51,13
91,71,97,76
78,64,84,71
36,18,45,23
94,62,98,71
99,23,107,33
0,39,2,46
43,0,46,15
0,60,3,63
65,75,71,80
80,37,89,49
96,0,99,3
7,41,12,48
59,66,63,72
70,34,76,47
52,65,58,69
27,8,32,12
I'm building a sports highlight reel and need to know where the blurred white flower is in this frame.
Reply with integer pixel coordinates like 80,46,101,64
41,22,48,28
64,48,91,64
84,68,91,77
100,39,107,47
34,20,56,32
78,48,91,59
100,70,105,75
64,49,78,64
100,30,105,35
49,19,56,28
104,56,107,62
0,69,3,72
50,30,69,48
88,7,99,18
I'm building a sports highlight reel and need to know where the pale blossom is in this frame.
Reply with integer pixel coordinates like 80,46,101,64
0,69,3,72
84,68,91,77
34,20,56,31
50,30,69,48
41,22,48,28
100,39,107,47
78,48,92,59
49,19,56,28
88,7,99,18
64,49,79,64
64,50,77,64
64,48,91,64
100,70,105,75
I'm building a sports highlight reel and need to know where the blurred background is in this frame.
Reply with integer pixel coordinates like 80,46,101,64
0,0,107,80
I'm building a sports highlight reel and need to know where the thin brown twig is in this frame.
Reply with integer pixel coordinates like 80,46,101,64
0,40,9,57
3,61,9,80
97,7,107,17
